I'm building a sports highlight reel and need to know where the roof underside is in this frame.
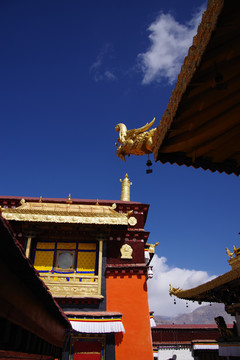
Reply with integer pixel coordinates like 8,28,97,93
153,0,240,175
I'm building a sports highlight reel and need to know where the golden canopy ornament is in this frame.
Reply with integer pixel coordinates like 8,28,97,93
115,118,156,161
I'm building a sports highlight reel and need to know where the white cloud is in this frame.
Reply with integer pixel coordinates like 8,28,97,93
148,255,216,317
104,70,117,81
138,6,205,85
90,44,117,82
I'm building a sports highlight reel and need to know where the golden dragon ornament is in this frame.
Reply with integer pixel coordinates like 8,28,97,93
115,118,156,161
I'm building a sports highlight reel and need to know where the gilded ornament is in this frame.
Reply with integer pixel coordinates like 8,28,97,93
120,174,132,201
146,242,159,254
115,118,156,161
66,194,72,204
227,245,240,269
128,217,137,226
226,247,234,258
169,284,182,297
120,244,133,259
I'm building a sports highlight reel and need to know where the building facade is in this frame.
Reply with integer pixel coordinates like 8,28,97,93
0,177,155,360
0,215,71,360
151,324,225,360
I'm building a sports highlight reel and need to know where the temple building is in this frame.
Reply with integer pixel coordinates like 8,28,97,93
0,174,156,360
114,0,240,358
150,0,240,357
0,214,71,360
152,323,224,360
169,246,240,358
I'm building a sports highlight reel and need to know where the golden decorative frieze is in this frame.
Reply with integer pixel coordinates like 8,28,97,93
46,283,103,298
40,272,103,298
1,201,129,225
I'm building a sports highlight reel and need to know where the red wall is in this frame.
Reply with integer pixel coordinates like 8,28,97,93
106,274,153,360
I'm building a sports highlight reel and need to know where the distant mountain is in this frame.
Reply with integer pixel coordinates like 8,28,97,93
154,303,234,325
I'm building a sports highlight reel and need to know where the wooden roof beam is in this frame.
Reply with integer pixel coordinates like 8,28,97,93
172,62,240,125
161,101,240,153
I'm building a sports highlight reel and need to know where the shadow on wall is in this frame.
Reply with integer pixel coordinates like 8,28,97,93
115,332,123,346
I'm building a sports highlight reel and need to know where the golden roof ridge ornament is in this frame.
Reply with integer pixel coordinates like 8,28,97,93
115,118,156,161
120,174,132,201
226,245,240,269
169,284,182,297
146,242,159,254
66,194,72,204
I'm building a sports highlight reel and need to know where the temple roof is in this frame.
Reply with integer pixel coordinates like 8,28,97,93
1,200,132,226
170,266,240,304
153,0,240,175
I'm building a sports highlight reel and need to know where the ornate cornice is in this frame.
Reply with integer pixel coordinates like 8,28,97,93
0,200,136,226
106,263,147,275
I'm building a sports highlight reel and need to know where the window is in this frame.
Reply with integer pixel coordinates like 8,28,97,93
34,241,98,275
55,250,75,271
33,240,103,298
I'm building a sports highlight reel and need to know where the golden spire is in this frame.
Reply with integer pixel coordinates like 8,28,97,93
120,174,132,201
66,194,72,204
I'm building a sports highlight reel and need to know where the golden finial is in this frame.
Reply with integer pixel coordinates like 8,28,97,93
96,199,99,205
39,196,42,203
120,174,132,201
227,245,240,269
20,198,25,205
66,194,72,204
226,247,234,259
169,284,182,297
146,242,159,254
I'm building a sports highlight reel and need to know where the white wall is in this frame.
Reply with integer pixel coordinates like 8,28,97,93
157,347,193,360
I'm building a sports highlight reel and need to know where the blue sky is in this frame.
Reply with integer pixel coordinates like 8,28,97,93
1,0,239,316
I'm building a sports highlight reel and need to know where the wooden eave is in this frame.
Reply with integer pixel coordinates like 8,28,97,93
153,0,240,175
0,216,71,348
173,266,240,304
